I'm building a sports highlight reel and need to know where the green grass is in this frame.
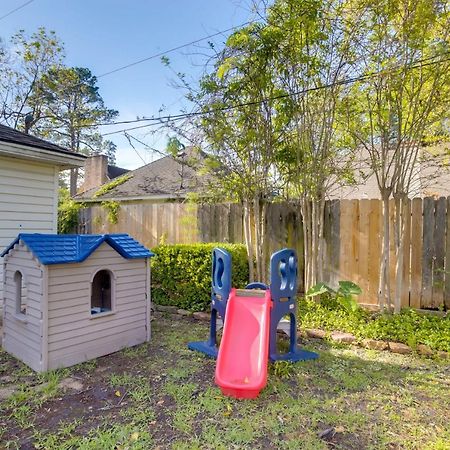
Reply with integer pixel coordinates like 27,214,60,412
33,423,152,450
0,316,449,449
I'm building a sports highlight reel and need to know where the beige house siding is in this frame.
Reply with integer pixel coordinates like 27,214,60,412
0,155,59,297
46,243,149,370
2,243,44,372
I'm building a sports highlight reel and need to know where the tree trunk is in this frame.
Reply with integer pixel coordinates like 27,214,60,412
311,199,317,288
253,195,262,282
316,197,326,283
301,197,313,292
379,194,392,311
260,200,268,284
243,200,255,282
69,168,78,197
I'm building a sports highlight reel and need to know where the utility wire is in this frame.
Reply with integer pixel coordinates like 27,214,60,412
0,0,35,21
22,19,254,107
123,132,147,165
97,21,252,78
124,132,168,159
101,52,450,137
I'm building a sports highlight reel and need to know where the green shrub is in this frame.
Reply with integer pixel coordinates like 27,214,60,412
58,188,83,234
306,280,361,313
151,243,249,312
298,296,450,352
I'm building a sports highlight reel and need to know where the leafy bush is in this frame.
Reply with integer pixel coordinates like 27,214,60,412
58,188,83,234
298,296,450,352
306,281,361,313
151,243,249,312
101,200,121,224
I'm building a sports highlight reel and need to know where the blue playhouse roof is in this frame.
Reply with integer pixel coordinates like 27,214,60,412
0,233,154,265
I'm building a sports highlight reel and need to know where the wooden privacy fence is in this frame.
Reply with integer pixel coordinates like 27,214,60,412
324,197,450,310
78,196,450,310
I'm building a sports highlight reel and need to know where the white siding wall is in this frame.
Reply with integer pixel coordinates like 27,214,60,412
47,243,149,370
0,155,59,298
2,243,44,371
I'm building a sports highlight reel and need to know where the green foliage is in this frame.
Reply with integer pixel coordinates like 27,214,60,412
0,27,64,130
166,136,185,156
298,296,450,352
93,174,132,198
101,200,120,224
271,360,295,378
151,243,249,312
33,66,118,148
306,280,361,313
57,188,83,234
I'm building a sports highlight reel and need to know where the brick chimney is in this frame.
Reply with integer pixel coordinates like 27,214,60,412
82,155,109,192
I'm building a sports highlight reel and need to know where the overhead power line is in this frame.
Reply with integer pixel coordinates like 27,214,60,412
0,0,35,21
24,19,254,106
97,21,252,78
123,132,147,165
100,52,450,137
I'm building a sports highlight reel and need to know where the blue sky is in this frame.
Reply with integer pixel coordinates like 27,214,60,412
0,0,254,169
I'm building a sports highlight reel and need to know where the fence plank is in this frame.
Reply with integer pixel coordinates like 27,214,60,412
401,199,412,308
339,200,351,281
445,197,450,310
432,197,446,308
349,200,360,286
323,201,331,283
340,200,359,283
388,199,397,307
410,198,423,308
358,200,370,304
421,197,435,308
151,203,158,245
367,199,382,305
328,200,340,287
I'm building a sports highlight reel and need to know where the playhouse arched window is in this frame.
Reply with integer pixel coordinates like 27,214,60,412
14,270,27,315
91,270,113,314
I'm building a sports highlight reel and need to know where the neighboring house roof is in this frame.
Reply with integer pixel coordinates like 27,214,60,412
329,143,450,199
75,147,207,201
108,165,129,179
0,123,86,168
1,233,154,264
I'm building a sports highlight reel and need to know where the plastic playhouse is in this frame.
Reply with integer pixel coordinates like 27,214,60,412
1,233,153,372
188,247,318,399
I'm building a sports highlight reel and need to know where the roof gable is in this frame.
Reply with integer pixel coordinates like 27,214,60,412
1,233,154,264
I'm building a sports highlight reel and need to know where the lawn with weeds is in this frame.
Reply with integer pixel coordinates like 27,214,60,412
0,314,449,449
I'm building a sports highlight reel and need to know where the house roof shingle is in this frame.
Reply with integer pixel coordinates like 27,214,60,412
0,123,86,158
76,147,207,200
108,165,129,179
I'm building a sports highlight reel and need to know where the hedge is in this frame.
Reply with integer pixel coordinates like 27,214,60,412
151,243,249,312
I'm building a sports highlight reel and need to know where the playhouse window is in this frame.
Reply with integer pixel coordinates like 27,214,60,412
14,271,27,315
91,270,112,314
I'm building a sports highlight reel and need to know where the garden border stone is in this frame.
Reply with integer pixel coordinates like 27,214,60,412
330,331,356,343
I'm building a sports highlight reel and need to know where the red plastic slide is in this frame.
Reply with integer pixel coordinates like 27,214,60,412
215,288,271,399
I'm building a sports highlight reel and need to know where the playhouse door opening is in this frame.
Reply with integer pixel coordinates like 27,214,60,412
91,270,112,314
